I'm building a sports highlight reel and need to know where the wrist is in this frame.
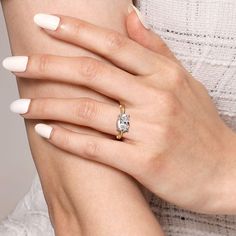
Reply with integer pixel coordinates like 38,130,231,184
49,205,82,236
205,127,236,214
220,129,236,213
45,185,82,235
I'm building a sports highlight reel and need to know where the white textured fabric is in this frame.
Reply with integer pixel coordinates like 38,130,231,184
135,0,236,235
1,0,236,235
0,176,54,235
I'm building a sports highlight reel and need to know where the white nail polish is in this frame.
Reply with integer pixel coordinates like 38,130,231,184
10,99,31,114
34,13,60,31
2,56,28,72
128,5,150,30
35,124,53,139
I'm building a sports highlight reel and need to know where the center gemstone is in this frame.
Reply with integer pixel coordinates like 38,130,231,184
117,113,130,133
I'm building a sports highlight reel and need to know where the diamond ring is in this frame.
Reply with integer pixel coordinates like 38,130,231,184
116,104,130,140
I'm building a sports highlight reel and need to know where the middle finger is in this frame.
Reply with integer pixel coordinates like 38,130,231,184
6,55,143,105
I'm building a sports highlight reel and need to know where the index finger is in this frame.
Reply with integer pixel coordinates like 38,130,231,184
34,13,167,75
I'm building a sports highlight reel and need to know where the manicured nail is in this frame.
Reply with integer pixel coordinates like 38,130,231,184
2,56,28,72
10,99,31,114
34,13,60,31
128,5,150,30
35,124,53,139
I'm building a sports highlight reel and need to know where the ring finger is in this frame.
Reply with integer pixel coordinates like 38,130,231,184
10,98,136,140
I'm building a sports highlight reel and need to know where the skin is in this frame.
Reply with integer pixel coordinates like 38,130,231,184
2,1,164,235
12,12,236,215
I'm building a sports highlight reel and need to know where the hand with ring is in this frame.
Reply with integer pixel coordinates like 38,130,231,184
4,9,236,214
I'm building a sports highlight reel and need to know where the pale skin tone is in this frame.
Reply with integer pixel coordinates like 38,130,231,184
3,1,235,236
10,12,236,215
2,1,164,235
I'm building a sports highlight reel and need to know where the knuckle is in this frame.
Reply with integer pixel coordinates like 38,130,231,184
168,65,186,88
158,125,179,150
172,75,185,88
144,85,159,102
132,147,159,178
158,91,180,115
79,57,100,80
104,31,126,53
34,99,51,117
58,132,72,149
142,151,161,177
83,140,99,159
71,21,87,37
35,55,51,74
75,98,98,121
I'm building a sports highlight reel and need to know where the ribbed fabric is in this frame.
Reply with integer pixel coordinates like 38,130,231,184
1,1,236,235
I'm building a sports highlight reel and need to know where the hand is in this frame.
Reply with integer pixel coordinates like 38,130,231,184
5,10,236,214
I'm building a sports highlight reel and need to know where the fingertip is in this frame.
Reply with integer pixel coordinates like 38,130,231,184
126,11,142,35
126,10,151,47
34,13,60,31
126,5,151,43
2,56,29,73
10,99,31,115
35,123,53,139
127,4,150,30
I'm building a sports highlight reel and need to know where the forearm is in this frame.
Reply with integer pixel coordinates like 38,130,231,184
2,1,163,235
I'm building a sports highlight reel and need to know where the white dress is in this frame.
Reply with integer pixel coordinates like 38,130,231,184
1,0,236,235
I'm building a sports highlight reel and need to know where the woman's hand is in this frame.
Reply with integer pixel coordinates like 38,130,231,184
5,9,236,214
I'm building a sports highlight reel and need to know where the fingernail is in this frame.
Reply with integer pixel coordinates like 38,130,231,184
35,124,53,139
34,13,60,31
128,5,150,30
10,99,31,114
2,56,28,72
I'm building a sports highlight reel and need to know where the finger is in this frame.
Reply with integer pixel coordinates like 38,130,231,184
3,55,142,104
34,123,140,176
126,8,191,93
11,98,135,139
126,9,196,99
126,8,181,65
33,13,168,75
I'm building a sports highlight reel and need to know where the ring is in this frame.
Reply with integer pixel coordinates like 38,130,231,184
116,104,130,140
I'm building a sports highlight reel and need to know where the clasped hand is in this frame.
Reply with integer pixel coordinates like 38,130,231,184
3,8,236,214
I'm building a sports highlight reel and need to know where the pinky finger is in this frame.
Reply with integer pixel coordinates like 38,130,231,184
34,123,138,175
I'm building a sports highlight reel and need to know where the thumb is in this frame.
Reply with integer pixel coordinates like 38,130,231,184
126,5,180,64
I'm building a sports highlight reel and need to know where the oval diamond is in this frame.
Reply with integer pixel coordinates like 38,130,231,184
117,113,130,133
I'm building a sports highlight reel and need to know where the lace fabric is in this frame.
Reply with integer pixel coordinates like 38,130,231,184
1,1,236,235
